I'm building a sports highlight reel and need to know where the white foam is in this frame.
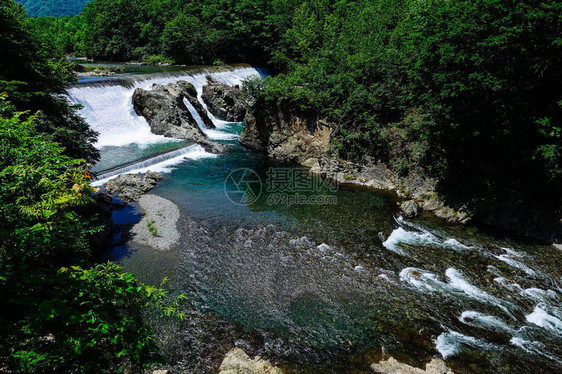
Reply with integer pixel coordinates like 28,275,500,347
435,330,493,359
399,267,441,292
494,253,537,276
459,311,514,333
494,277,525,293
382,228,410,255
400,268,514,315
68,86,176,147
522,288,559,302
383,218,473,255
204,129,239,140
510,337,562,364
68,67,262,148
525,304,562,335
181,97,239,140
445,268,513,314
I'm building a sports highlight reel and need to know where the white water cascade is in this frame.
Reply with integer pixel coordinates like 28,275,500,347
91,145,216,187
67,66,264,148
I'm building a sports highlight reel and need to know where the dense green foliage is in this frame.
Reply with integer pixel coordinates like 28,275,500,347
256,0,562,215
18,0,90,17
32,0,293,63
1,0,98,163
1,1,184,371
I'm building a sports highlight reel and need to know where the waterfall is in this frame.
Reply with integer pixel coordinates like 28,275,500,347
182,97,238,140
67,65,265,148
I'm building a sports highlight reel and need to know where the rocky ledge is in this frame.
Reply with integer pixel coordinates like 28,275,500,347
239,100,332,167
104,171,163,202
218,348,283,374
202,77,247,122
132,81,225,153
309,157,469,224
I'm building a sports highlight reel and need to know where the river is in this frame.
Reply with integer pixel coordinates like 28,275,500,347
68,64,562,374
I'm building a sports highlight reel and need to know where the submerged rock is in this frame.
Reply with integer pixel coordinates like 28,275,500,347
132,81,225,152
371,357,454,374
202,77,247,122
104,171,163,202
218,348,282,374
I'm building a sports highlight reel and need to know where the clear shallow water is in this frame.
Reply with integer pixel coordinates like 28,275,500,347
70,65,562,374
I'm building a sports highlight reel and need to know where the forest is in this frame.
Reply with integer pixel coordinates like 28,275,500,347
1,0,561,371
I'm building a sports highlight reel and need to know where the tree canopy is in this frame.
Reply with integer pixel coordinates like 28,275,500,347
17,0,90,17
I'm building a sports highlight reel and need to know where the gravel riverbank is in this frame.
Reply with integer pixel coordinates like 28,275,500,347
131,194,180,250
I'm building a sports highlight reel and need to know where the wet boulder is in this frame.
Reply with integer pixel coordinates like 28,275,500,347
400,200,420,218
201,77,247,122
371,357,455,374
104,171,163,202
133,81,205,140
133,81,225,152
218,348,282,374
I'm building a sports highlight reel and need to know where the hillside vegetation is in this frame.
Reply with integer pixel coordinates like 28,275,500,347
18,0,90,17
33,0,562,233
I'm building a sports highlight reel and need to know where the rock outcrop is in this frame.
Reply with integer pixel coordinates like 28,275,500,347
132,81,225,153
239,101,333,167
218,348,282,374
371,357,454,374
202,77,247,122
104,171,163,202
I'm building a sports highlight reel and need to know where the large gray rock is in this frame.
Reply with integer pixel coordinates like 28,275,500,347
201,77,247,122
218,348,282,374
104,171,163,202
132,81,225,152
371,357,454,374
